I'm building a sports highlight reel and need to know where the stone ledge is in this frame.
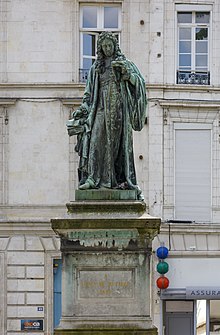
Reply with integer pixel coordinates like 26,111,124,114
66,200,146,216
54,328,158,335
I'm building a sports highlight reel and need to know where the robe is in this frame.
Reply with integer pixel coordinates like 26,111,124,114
77,58,147,191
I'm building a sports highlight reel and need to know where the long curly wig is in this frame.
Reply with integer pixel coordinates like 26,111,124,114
95,32,126,73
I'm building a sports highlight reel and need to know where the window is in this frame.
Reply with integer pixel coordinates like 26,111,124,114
165,301,194,335
164,300,220,335
177,11,210,85
79,4,121,82
174,124,211,222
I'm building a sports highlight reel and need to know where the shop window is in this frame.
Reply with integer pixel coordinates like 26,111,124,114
210,301,220,334
79,4,121,82
177,11,210,85
196,300,207,335
164,300,220,335
165,301,194,335
174,124,211,222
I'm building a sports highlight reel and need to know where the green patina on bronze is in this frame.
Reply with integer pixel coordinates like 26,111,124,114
75,189,138,201
66,32,147,200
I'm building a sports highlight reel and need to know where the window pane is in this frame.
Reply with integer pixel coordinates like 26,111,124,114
83,58,93,70
179,54,191,67
179,28,191,40
210,301,220,333
83,34,96,56
196,300,207,335
196,41,208,53
179,41,191,53
196,55,208,67
196,12,210,24
104,7,119,28
166,301,194,312
178,12,192,23
196,28,208,40
82,6,97,28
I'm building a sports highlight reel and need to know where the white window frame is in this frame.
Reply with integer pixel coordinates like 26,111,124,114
175,4,212,85
79,4,122,81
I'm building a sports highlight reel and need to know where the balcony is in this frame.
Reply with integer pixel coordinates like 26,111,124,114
177,71,210,85
79,69,89,83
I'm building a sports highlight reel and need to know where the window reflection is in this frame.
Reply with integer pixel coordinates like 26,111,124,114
83,34,96,56
104,7,119,28
196,300,207,335
196,12,210,24
210,301,220,334
196,28,208,41
178,12,192,23
83,6,97,28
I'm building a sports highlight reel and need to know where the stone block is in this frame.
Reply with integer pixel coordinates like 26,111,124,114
7,306,44,318
26,292,44,305
7,252,44,265
8,236,25,250
65,200,147,217
7,279,44,292
26,266,44,279
7,319,21,331
7,266,25,278
7,292,25,305
0,237,10,250
41,237,56,250
26,236,44,250
61,253,150,323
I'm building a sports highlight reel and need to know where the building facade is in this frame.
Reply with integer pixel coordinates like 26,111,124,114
0,0,220,334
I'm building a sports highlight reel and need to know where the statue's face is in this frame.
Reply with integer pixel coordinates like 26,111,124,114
101,38,114,57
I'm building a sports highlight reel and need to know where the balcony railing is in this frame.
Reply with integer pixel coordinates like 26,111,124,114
177,71,210,85
79,69,90,83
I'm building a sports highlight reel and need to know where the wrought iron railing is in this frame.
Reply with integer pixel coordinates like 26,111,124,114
177,71,210,85
79,69,90,83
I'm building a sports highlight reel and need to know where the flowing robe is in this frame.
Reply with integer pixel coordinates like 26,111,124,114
78,59,147,190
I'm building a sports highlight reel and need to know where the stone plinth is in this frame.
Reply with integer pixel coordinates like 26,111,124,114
51,191,160,335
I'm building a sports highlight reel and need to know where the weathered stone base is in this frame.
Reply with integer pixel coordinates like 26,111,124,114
54,328,158,335
52,197,160,335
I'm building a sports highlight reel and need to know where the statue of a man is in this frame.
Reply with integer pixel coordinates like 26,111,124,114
67,32,147,199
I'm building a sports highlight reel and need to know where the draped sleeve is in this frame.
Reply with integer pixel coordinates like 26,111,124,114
122,61,147,131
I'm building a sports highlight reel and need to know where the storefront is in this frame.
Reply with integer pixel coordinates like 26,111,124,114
158,258,220,335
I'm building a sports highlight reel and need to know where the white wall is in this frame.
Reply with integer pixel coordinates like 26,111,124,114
8,100,69,204
167,257,220,288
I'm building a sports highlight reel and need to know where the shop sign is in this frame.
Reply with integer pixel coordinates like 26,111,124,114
21,319,43,331
186,287,220,299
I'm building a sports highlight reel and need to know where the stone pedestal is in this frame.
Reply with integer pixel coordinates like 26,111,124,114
51,191,160,335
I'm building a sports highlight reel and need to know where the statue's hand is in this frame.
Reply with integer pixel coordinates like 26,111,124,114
72,109,83,119
112,60,131,81
66,120,85,136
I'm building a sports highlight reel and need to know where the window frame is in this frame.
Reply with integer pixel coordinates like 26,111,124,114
175,4,212,85
79,4,122,82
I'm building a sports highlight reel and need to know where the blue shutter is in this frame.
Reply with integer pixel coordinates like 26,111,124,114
53,259,62,328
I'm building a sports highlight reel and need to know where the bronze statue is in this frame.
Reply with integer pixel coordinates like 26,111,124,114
67,32,147,200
